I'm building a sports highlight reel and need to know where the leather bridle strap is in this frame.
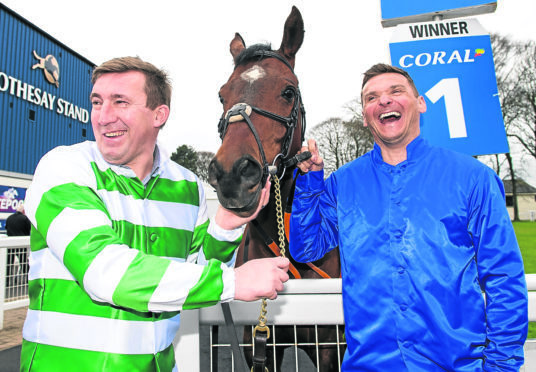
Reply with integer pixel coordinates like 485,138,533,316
223,103,273,185
251,104,295,127
249,50,295,73
250,219,301,279
250,219,332,279
253,327,268,372
221,302,249,372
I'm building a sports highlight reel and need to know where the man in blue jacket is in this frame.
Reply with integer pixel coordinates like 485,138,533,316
290,63,528,371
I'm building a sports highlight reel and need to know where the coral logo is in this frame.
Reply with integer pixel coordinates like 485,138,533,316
32,50,60,88
399,49,479,68
474,48,485,57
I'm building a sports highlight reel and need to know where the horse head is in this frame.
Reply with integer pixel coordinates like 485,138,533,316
208,6,305,218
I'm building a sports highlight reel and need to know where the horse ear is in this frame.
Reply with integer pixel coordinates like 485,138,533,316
230,33,246,63
278,6,304,68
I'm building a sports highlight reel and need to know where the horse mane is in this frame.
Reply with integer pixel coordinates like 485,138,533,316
234,43,273,67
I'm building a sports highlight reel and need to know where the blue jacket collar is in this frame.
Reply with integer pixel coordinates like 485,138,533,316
371,136,430,168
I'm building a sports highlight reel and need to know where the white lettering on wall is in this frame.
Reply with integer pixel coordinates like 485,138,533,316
0,70,89,123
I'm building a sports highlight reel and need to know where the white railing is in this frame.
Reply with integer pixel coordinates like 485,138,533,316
173,276,536,371
1,237,535,371
173,279,345,371
0,236,30,330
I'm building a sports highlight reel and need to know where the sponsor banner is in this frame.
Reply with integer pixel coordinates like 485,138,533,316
0,186,27,213
389,18,508,156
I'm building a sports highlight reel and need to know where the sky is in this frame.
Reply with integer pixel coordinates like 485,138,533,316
2,0,536,183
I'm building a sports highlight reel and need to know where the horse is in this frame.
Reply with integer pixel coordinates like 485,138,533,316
208,6,344,371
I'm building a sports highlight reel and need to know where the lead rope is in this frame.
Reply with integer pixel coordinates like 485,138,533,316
252,174,286,372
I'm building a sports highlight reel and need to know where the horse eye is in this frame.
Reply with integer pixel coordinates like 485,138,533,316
282,87,296,101
218,94,224,105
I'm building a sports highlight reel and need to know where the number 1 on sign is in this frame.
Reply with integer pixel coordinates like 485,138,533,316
425,78,467,138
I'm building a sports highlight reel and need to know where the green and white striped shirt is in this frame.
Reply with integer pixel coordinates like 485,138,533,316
21,141,242,371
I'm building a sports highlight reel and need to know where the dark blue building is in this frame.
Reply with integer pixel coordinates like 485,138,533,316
0,3,95,231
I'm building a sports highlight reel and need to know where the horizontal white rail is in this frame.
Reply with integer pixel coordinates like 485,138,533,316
196,275,536,325
0,236,30,249
200,279,344,326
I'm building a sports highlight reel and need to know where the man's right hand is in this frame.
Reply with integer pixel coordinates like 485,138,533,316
297,139,324,173
234,257,290,301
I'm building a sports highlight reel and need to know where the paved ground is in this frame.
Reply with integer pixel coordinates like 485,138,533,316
0,307,26,351
0,306,26,371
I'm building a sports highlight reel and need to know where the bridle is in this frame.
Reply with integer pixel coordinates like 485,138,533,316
217,50,306,184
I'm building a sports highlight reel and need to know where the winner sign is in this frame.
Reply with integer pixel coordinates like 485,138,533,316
389,18,508,156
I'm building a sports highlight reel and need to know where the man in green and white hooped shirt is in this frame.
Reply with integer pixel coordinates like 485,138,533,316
20,56,290,371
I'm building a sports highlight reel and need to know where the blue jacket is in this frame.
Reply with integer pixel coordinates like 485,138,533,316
289,137,528,371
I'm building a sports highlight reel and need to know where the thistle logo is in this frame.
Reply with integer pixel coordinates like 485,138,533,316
32,50,60,88
474,48,485,57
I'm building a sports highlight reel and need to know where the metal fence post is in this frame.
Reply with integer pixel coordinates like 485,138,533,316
0,247,7,330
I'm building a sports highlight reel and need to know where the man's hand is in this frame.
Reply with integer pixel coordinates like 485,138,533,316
234,257,290,301
214,177,271,230
297,139,324,173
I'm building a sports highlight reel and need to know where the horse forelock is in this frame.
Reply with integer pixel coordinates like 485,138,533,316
234,43,273,68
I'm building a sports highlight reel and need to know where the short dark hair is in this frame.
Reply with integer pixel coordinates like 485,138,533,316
361,63,419,97
92,56,172,110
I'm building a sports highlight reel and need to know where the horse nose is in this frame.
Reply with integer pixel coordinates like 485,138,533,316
236,157,262,187
208,156,262,192
208,158,222,189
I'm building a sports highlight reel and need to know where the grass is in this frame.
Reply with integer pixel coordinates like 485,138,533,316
512,221,536,339
514,221,536,274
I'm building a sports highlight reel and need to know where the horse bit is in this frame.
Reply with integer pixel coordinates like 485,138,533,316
217,50,309,372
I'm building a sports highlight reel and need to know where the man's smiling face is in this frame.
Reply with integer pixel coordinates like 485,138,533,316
362,72,426,150
90,71,161,176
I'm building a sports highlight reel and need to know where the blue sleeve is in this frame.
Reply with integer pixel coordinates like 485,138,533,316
289,170,339,263
468,169,528,371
